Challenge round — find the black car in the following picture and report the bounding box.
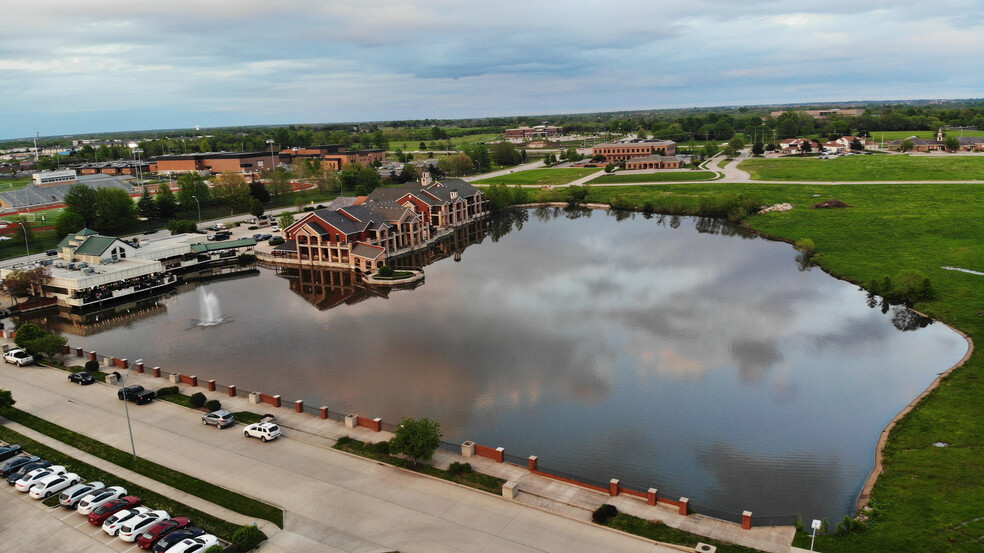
[69,371,96,385]
[0,455,38,477]
[118,385,155,404]
[46,249,58,256]
[152,526,206,552]
[5,459,50,485]
[0,443,22,462]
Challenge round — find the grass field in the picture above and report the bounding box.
[871,129,984,142]
[0,177,33,191]
[739,155,984,181]
[474,168,599,186]
[560,182,984,552]
[393,132,501,151]
[591,171,716,184]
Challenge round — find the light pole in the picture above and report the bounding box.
[19,220,29,255]
[192,195,201,222]
[266,139,276,172]
[119,364,138,461]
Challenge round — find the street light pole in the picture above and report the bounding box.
[19,220,29,255]
[192,195,201,222]
[266,139,276,172]
[120,365,138,461]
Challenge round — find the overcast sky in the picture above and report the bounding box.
[2,0,982,139]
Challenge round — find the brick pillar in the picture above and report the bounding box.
[371,417,382,432]
[121,359,129,369]
[62,345,70,355]
[609,479,620,497]
[89,351,97,362]
[228,384,237,397]
[190,375,198,387]
[152,367,161,378]
[647,488,658,506]
[207,380,216,391]
[135,362,144,374]
[295,400,304,413]
[495,446,505,463]
[75,347,83,357]
[678,497,689,516]
[742,511,753,530]
[319,406,329,420]
[528,455,538,471]
[272,394,281,408]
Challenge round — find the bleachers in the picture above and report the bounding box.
[0,174,136,211]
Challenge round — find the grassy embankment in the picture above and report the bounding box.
[563,182,982,552]
[591,171,716,184]
[0,407,284,530]
[740,156,984,181]
[474,168,600,187]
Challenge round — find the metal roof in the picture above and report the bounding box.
[189,238,256,253]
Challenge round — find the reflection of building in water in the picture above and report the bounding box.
[15,294,171,337]
[273,217,490,311]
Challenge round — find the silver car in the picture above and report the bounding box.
[201,410,235,428]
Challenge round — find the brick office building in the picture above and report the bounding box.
[593,140,676,162]
[286,145,386,170]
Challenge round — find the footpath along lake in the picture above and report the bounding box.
[76,208,968,522]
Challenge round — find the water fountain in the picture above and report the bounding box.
[196,287,226,326]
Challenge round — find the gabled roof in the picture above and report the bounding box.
[74,235,123,256]
[429,178,482,198]
[351,242,386,260]
[190,238,256,253]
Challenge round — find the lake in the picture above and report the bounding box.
[71,208,968,522]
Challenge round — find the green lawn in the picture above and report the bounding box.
[562,182,984,552]
[0,177,33,191]
[474,168,600,186]
[739,155,984,181]
[394,133,501,151]
[591,171,716,184]
[871,130,984,142]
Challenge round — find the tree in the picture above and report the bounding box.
[177,172,211,215]
[701,141,720,158]
[278,213,295,229]
[166,220,198,234]
[485,183,513,212]
[137,187,157,219]
[63,184,98,227]
[250,199,264,219]
[249,180,270,204]
[267,167,293,198]
[25,266,51,297]
[1,270,31,305]
[604,163,615,173]
[54,210,86,238]
[155,183,178,219]
[751,142,765,156]
[850,138,864,152]
[398,164,419,183]
[944,137,959,152]
[389,417,442,467]
[0,389,13,409]
[729,135,745,151]
[14,323,46,349]
[800,141,813,154]
[355,165,381,193]
[213,172,252,213]
[437,153,474,177]
[899,139,915,152]
[490,142,521,166]
[722,144,738,158]
[94,187,139,234]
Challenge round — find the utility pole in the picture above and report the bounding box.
[33,132,39,161]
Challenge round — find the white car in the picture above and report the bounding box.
[77,486,127,515]
[3,349,33,366]
[29,471,80,499]
[15,465,66,492]
[102,506,150,536]
[118,509,168,542]
[167,534,219,553]
[243,421,281,442]
[59,481,105,509]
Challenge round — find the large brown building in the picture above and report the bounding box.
[286,145,386,170]
[625,154,683,170]
[150,151,287,175]
[769,109,865,120]
[593,140,676,162]
[504,125,564,139]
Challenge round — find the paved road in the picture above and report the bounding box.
[0,362,676,553]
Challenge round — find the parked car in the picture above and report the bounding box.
[15,465,66,492]
[3,349,33,366]
[119,510,169,542]
[102,506,150,535]
[88,495,142,525]
[151,526,205,552]
[243,421,281,442]
[29,471,81,499]
[5,459,50,484]
[46,249,59,256]
[69,371,96,385]
[259,233,273,241]
[201,410,235,428]
[270,225,280,232]
[137,516,191,550]
[59,481,105,509]
[0,455,39,477]
[77,486,127,515]
[118,385,155,404]
[251,233,263,240]
[166,534,219,553]
[0,443,22,462]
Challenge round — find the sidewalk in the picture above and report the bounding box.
[85,352,796,553]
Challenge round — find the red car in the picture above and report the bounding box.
[137,517,191,549]
[88,495,142,526]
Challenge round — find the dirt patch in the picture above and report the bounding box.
[811,199,853,209]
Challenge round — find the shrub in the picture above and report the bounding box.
[449,462,473,475]
[205,399,221,412]
[592,503,618,523]
[156,386,179,397]
[237,253,257,266]
[794,238,816,256]
[835,515,867,536]
[231,524,267,551]
[389,417,442,467]
[204,546,224,553]
[336,436,355,447]
[641,201,655,214]
[84,360,100,372]
[377,266,395,278]
[368,440,390,455]
[268,237,285,246]
[189,392,207,408]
